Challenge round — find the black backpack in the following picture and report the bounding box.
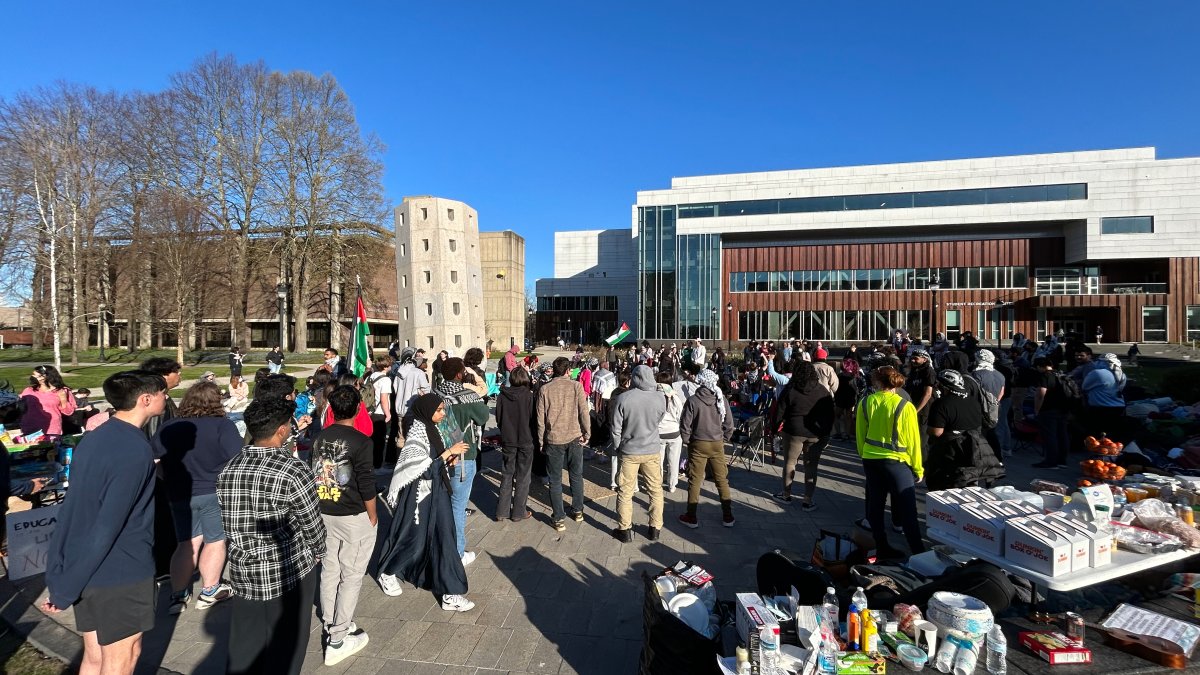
[1054,371,1085,407]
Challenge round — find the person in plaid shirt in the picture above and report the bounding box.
[217,397,327,675]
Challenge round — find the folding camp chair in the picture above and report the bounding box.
[729,415,768,470]
[1012,419,1040,455]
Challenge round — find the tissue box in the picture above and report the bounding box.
[735,593,779,645]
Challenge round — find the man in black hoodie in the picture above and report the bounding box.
[678,369,735,529]
[495,367,535,521]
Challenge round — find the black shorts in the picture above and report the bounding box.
[75,578,156,645]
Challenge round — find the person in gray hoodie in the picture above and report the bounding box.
[609,365,667,542]
[678,369,736,529]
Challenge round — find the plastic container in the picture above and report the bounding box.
[896,642,929,672]
[951,639,978,675]
[934,637,957,672]
[1125,487,1149,503]
[760,626,781,675]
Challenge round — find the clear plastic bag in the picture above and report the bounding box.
[1111,521,1183,554]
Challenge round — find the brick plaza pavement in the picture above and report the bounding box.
[11,429,1044,674]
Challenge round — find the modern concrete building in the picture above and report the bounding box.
[480,230,527,349]
[394,196,485,351]
[629,147,1200,344]
[535,229,638,345]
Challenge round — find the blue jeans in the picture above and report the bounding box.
[448,458,476,557]
[994,397,1013,452]
[1037,410,1070,465]
[268,362,282,374]
[546,442,585,521]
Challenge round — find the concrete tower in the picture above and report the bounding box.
[394,197,485,352]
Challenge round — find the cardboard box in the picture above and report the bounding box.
[1046,513,1113,567]
[958,502,1009,555]
[1033,514,1091,573]
[926,491,967,537]
[834,651,887,674]
[1019,631,1092,665]
[1005,517,1073,577]
[735,593,779,645]
[990,500,1041,519]
[960,486,999,503]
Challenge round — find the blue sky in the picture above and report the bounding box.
[3,2,1199,285]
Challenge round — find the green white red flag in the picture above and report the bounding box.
[348,293,372,377]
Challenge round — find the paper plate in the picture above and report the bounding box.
[668,592,709,633]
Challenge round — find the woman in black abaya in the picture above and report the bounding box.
[377,393,475,612]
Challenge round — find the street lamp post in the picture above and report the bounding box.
[710,306,717,345]
[98,303,107,362]
[566,316,572,349]
[726,302,734,354]
[993,300,1005,347]
[527,308,535,346]
[275,283,288,351]
[929,277,941,341]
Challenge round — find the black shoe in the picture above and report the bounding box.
[647,526,660,541]
[612,528,632,543]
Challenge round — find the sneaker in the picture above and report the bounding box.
[801,502,819,512]
[612,528,632,543]
[892,524,905,534]
[324,632,369,666]
[610,483,618,491]
[378,573,404,597]
[678,513,699,529]
[855,518,873,531]
[553,519,567,532]
[194,583,232,610]
[461,551,476,567]
[570,510,584,523]
[773,492,793,503]
[722,513,736,528]
[168,591,190,615]
[647,526,661,541]
[441,594,476,612]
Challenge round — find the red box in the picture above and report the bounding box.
[1019,631,1093,665]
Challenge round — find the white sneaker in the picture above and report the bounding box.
[324,632,369,666]
[378,573,404,597]
[441,594,476,612]
[461,551,476,567]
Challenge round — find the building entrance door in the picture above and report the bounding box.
[1056,319,1086,339]
[945,310,961,342]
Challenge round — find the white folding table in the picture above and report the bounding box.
[928,529,1197,592]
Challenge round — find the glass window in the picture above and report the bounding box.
[754,272,768,292]
[1143,305,1167,342]
[955,268,970,289]
[780,196,844,213]
[401,274,407,288]
[452,302,460,315]
[449,238,457,251]
[454,335,462,348]
[869,269,886,290]
[819,271,832,291]
[425,303,433,316]
[1012,267,1028,288]
[768,273,779,292]
[1101,216,1153,234]
[968,267,981,289]
[945,189,986,206]
[422,239,429,251]
[719,200,777,217]
[831,270,850,291]
[1188,306,1200,341]
[424,271,431,283]
[982,267,996,289]
[855,270,870,291]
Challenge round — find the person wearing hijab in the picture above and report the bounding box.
[678,369,735,528]
[376,394,474,612]
[1082,353,1128,442]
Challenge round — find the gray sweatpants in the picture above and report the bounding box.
[319,511,377,643]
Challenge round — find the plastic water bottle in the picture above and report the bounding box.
[848,587,868,647]
[821,586,839,633]
[760,626,781,675]
[986,625,1007,675]
[818,626,838,674]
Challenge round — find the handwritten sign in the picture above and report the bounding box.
[6,505,60,581]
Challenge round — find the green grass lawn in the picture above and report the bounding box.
[0,629,66,675]
[0,347,332,366]
[0,364,308,394]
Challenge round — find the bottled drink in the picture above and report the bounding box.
[847,587,868,649]
[863,609,879,653]
[760,626,781,675]
[821,587,840,634]
[986,625,1007,675]
[818,626,839,674]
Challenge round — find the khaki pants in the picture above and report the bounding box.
[318,512,377,644]
[617,453,663,530]
[685,439,732,516]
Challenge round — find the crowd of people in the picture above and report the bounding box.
[4,326,1132,674]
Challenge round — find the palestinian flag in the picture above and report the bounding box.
[348,294,372,377]
[605,322,631,346]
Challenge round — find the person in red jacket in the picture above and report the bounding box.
[322,374,372,437]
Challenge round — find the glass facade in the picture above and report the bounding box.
[537,296,619,311]
[730,266,1028,293]
[738,309,928,342]
[639,206,721,339]
[1101,216,1154,234]
[677,183,1086,220]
